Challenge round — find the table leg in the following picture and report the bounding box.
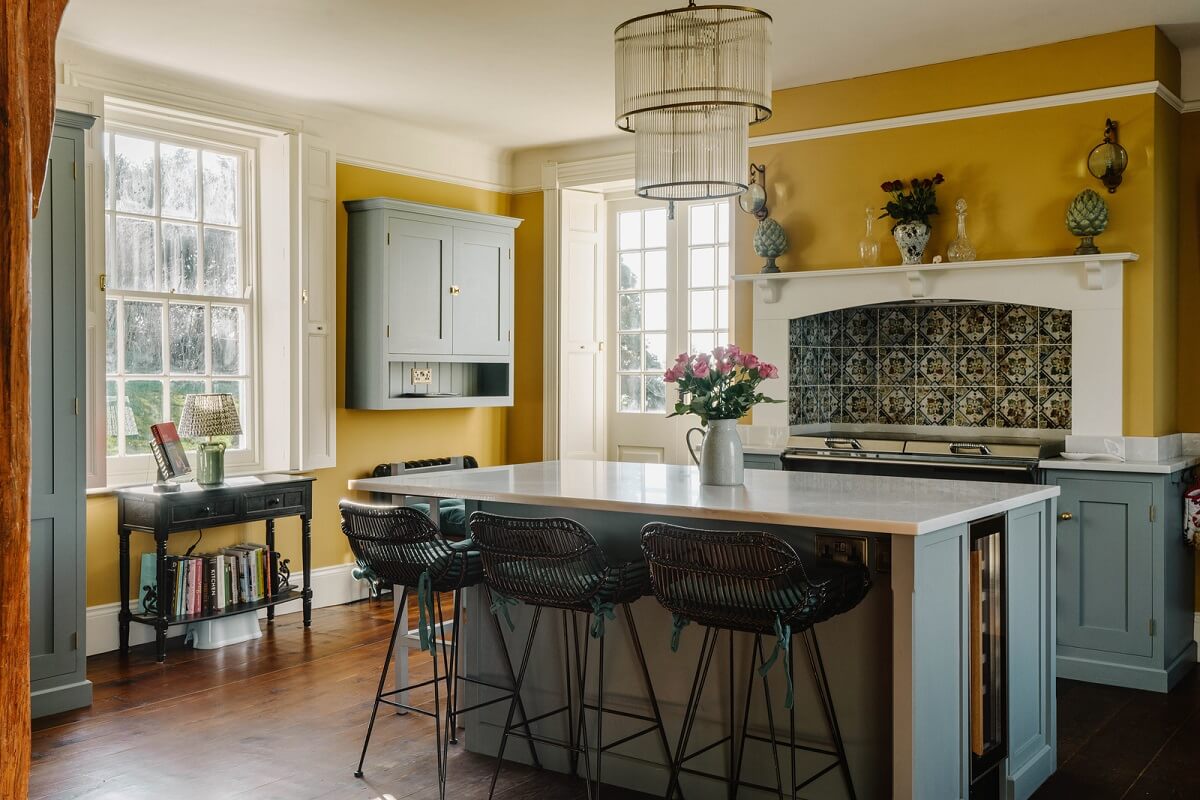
[301,513,313,627]
[265,518,276,622]
[118,527,131,655]
[155,533,168,663]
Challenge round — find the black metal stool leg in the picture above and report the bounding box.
[572,611,595,796]
[666,627,718,799]
[482,585,542,768]
[789,635,797,800]
[755,635,785,799]
[727,631,736,800]
[562,610,578,777]
[355,587,408,778]
[488,605,543,799]
[431,593,446,800]
[804,628,857,800]
[447,590,462,745]
[622,604,676,795]
[596,625,605,800]
[733,634,758,793]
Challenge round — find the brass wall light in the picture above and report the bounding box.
[1087,118,1128,193]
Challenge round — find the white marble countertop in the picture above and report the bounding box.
[348,460,1058,536]
[1040,454,1200,474]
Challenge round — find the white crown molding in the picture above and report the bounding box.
[335,154,513,194]
[1183,99,1200,114]
[749,81,1181,149]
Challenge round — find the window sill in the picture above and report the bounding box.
[86,465,301,498]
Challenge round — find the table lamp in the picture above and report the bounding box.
[178,393,242,486]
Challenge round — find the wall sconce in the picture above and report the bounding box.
[1087,119,1128,193]
[738,163,768,220]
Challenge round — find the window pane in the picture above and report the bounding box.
[161,222,198,294]
[159,144,198,220]
[644,332,667,371]
[717,288,729,330]
[124,380,163,454]
[103,132,112,211]
[644,291,667,331]
[618,211,641,251]
[690,331,715,353]
[619,375,642,413]
[717,246,730,285]
[618,293,641,331]
[113,134,155,214]
[105,380,118,456]
[202,151,239,225]
[124,300,163,374]
[644,208,667,248]
[643,250,667,289]
[211,305,244,375]
[716,330,729,347]
[169,379,205,451]
[689,203,715,245]
[645,376,666,413]
[212,379,245,449]
[690,289,715,329]
[618,252,641,290]
[112,217,156,291]
[168,303,205,374]
[619,334,642,371]
[717,201,730,243]
[105,299,118,373]
[689,248,715,287]
[203,228,240,297]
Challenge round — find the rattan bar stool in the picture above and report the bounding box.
[469,511,675,800]
[641,523,872,800]
[338,500,538,799]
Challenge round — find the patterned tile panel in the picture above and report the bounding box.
[787,302,1072,430]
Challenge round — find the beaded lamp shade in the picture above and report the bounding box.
[178,393,243,438]
[615,2,772,202]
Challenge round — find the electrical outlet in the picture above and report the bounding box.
[411,368,433,385]
[814,533,869,568]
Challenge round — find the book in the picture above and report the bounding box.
[149,421,190,478]
[164,557,178,619]
[138,553,157,614]
[214,555,225,611]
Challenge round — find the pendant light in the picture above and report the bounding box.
[615,1,773,216]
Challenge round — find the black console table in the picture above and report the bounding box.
[115,474,315,662]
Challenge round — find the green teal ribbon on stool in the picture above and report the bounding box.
[589,598,616,639]
[417,571,437,654]
[489,591,519,632]
[670,614,691,652]
[758,615,794,709]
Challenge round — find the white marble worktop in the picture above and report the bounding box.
[348,459,1058,536]
[1040,454,1200,474]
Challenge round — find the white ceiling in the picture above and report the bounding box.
[59,0,1200,151]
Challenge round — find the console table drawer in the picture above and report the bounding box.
[244,488,307,518]
[170,497,238,526]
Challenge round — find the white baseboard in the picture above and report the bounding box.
[85,562,370,656]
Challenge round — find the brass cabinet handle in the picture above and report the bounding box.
[449,285,461,296]
[1059,512,1073,521]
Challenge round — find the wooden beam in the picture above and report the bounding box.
[1,1,69,796]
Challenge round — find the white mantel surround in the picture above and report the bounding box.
[733,253,1138,436]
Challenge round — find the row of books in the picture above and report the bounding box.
[139,544,288,619]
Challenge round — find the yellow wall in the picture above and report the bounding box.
[735,27,1180,437]
[84,164,544,607]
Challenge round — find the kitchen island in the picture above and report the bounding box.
[349,460,1058,800]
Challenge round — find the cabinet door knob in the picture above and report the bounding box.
[267,497,281,507]
[201,505,213,516]
[449,285,461,296]
[1059,512,1073,521]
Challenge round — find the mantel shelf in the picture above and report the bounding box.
[733,252,1139,302]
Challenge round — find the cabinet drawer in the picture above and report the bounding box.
[244,488,307,518]
[170,497,238,527]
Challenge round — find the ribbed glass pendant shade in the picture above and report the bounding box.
[615,3,772,202]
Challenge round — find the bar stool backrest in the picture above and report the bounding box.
[641,523,813,634]
[469,512,609,608]
[339,500,455,588]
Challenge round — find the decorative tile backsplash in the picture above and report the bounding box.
[788,302,1072,430]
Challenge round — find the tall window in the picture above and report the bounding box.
[103,126,253,468]
[612,199,732,414]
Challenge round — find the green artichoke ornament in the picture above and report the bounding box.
[1066,188,1108,255]
[753,216,789,273]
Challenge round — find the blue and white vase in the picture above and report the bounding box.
[893,222,931,265]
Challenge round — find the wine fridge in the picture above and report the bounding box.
[969,514,1007,798]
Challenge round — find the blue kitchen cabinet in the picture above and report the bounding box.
[743,452,782,471]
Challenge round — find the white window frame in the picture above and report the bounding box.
[97,103,271,489]
[608,196,734,415]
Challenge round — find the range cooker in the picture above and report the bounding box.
[780,430,1063,483]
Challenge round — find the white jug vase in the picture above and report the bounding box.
[686,419,745,486]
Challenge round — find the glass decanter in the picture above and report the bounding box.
[946,198,977,262]
[858,206,880,266]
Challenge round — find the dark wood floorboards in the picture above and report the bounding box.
[30,598,1199,799]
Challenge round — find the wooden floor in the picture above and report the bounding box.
[30,599,1199,799]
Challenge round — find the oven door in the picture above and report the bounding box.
[781,453,1039,483]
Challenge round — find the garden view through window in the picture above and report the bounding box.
[103,127,252,465]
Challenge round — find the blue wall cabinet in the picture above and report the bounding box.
[30,111,94,717]
[1047,468,1196,692]
[743,452,782,471]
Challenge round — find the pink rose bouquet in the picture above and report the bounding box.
[663,345,781,423]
